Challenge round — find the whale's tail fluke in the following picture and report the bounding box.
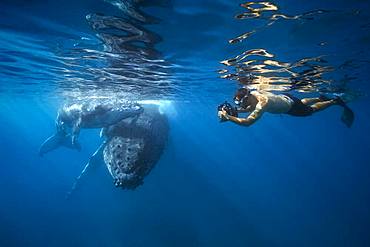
[39,131,81,156]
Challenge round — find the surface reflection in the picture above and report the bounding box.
[58,0,173,100]
[219,1,359,98]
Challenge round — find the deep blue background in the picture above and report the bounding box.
[1,0,370,246]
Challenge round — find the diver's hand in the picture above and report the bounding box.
[218,109,229,121]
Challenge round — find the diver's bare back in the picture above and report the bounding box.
[252,91,293,114]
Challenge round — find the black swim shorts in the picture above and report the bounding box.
[284,94,314,116]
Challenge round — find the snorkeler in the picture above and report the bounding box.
[218,88,354,127]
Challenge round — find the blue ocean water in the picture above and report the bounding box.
[1,0,370,246]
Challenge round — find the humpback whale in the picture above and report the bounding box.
[39,102,169,197]
[40,100,143,156]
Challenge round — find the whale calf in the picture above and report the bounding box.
[40,100,143,156]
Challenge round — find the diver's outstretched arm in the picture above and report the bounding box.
[221,102,265,126]
[227,108,264,126]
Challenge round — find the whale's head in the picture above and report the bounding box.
[56,104,82,128]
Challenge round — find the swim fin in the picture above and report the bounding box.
[341,106,354,128]
[334,96,354,128]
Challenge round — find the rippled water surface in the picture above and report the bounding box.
[1,0,370,247]
[1,0,369,101]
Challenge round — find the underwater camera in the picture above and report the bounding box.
[217,101,238,122]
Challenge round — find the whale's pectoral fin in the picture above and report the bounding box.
[100,128,106,138]
[39,131,70,156]
[39,133,61,156]
[39,131,81,156]
[65,141,106,199]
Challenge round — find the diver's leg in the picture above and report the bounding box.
[309,97,354,127]
[310,100,336,113]
[301,97,321,105]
